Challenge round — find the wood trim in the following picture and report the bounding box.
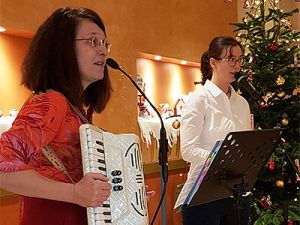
[144,159,189,175]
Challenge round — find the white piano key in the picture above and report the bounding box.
[95,221,111,225]
[94,213,111,221]
[88,141,104,150]
[88,146,105,156]
[90,160,106,169]
[94,207,110,214]
[88,152,105,161]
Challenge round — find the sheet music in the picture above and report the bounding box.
[174,163,203,209]
[184,140,223,205]
[174,140,223,209]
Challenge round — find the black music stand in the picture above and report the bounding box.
[183,129,283,225]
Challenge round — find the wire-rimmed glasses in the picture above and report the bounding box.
[76,37,112,52]
[215,57,245,67]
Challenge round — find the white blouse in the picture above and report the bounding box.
[175,80,251,208]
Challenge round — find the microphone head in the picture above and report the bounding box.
[234,72,243,81]
[236,74,261,98]
[106,58,120,70]
[237,75,246,84]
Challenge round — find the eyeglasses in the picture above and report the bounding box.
[76,37,112,52]
[215,57,245,67]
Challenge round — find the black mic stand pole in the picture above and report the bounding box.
[106,59,168,225]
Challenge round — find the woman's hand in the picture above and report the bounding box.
[145,185,155,201]
[73,173,111,207]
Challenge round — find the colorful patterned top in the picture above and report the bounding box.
[0,90,84,183]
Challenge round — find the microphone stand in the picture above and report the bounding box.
[106,59,168,225]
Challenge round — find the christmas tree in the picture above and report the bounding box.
[233,0,300,224]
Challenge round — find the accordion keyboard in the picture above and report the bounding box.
[80,124,149,225]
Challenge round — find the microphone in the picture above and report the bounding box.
[106,58,120,70]
[236,74,261,99]
[235,73,273,129]
[106,58,169,183]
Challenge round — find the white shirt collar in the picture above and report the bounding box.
[204,80,237,99]
[204,80,223,97]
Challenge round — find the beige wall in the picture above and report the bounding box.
[280,1,300,31]
[0,34,31,113]
[237,0,300,31]
[0,0,237,134]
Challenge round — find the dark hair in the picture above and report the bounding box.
[22,7,112,117]
[200,36,242,84]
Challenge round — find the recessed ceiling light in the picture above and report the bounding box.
[180,60,187,65]
[154,55,162,60]
[0,26,6,32]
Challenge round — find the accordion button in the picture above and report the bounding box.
[111,170,122,176]
[113,185,123,191]
[112,178,122,183]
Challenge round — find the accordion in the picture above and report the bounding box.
[79,124,149,225]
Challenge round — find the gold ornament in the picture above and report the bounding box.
[263,92,274,102]
[275,179,284,188]
[172,119,180,129]
[281,118,289,126]
[292,87,300,96]
[277,91,286,99]
[276,75,285,86]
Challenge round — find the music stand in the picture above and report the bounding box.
[184,129,283,224]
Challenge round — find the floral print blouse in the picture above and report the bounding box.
[0,91,84,183]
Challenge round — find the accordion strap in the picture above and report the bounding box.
[67,100,90,124]
[42,96,89,183]
[43,145,75,184]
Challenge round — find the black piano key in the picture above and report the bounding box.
[103,212,111,215]
[104,220,111,223]
[96,140,104,146]
[89,160,106,169]
[98,159,105,164]
[102,204,110,208]
[98,167,106,172]
[97,148,105,154]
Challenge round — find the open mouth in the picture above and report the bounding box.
[94,61,105,66]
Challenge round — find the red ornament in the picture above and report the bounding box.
[259,100,269,108]
[288,220,294,225]
[269,42,279,52]
[268,160,275,170]
[257,195,272,209]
